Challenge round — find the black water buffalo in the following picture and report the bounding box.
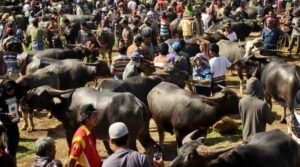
[17,47,89,75]
[205,21,260,41]
[253,56,300,123]
[97,71,189,106]
[17,59,111,131]
[20,86,159,155]
[147,82,239,148]
[169,129,300,167]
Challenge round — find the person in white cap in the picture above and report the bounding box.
[102,122,164,167]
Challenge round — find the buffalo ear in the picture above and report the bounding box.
[52,97,62,105]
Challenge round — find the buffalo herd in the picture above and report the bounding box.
[1,11,298,167]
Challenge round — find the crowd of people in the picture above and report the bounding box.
[0,0,299,166]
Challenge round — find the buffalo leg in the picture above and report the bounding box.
[27,112,34,132]
[280,106,287,124]
[157,125,165,150]
[103,140,113,155]
[20,109,28,131]
[237,66,244,93]
[138,126,161,157]
[175,131,184,149]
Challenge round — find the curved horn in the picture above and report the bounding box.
[197,145,233,158]
[46,87,74,96]
[203,92,225,101]
[217,84,225,89]
[182,130,202,145]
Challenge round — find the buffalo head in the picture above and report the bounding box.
[84,60,112,78]
[20,86,74,121]
[169,130,233,167]
[202,88,240,115]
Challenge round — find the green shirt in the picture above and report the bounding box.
[30,27,44,42]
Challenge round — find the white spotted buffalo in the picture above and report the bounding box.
[169,129,300,167]
[17,59,111,131]
[147,82,239,148]
[20,86,160,154]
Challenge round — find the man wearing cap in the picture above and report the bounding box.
[208,43,231,94]
[166,41,181,65]
[123,51,142,80]
[102,122,164,167]
[68,104,102,167]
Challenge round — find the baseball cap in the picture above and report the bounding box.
[171,41,182,51]
[79,104,97,122]
[131,51,143,60]
[109,122,129,139]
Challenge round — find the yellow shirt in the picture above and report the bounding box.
[179,19,193,37]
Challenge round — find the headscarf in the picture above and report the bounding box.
[194,53,210,69]
[246,77,264,100]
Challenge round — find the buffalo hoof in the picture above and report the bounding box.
[280,119,287,124]
[21,125,28,131]
[47,113,53,119]
[26,126,34,132]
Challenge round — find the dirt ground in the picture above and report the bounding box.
[16,48,297,167]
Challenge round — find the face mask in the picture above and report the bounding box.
[134,61,141,67]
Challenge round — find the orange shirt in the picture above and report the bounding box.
[69,125,102,167]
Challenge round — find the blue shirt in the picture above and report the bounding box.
[192,67,212,87]
[262,27,282,49]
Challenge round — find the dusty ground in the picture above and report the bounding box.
[16,46,298,167]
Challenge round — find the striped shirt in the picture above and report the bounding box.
[111,54,130,80]
[160,19,170,37]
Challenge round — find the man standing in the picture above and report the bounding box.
[178,14,193,40]
[127,34,143,59]
[68,104,102,167]
[239,75,275,142]
[120,19,133,48]
[208,43,231,94]
[30,18,45,51]
[1,28,22,80]
[261,18,283,50]
[111,46,131,80]
[0,80,27,166]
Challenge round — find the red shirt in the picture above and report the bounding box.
[69,125,102,167]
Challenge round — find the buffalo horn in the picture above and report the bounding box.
[46,88,74,96]
[217,84,225,89]
[197,145,233,158]
[182,130,204,145]
[203,92,225,101]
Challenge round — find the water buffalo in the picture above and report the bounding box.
[147,82,239,148]
[97,70,189,106]
[17,59,111,131]
[253,56,300,123]
[217,40,252,92]
[205,21,260,41]
[20,86,160,155]
[169,129,300,167]
[17,47,90,75]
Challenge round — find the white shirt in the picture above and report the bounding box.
[209,56,232,78]
[76,5,84,15]
[292,17,300,36]
[202,13,209,30]
[226,32,238,41]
